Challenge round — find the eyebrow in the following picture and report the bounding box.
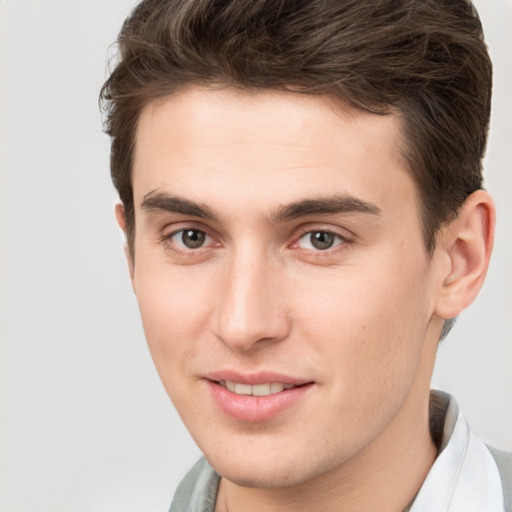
[141,191,220,221]
[140,190,381,224]
[271,195,381,223]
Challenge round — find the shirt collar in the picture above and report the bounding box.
[408,390,504,512]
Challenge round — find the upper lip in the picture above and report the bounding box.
[204,370,312,386]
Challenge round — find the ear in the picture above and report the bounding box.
[434,190,495,320]
[115,203,135,284]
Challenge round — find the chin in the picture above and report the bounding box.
[204,444,338,489]
[214,463,308,489]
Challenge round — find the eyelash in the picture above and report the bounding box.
[161,226,217,255]
[290,227,351,256]
[160,225,353,258]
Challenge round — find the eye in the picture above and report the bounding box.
[297,230,344,251]
[170,229,212,249]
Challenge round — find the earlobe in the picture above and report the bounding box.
[435,190,495,320]
[115,203,136,284]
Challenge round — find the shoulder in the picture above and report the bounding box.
[487,445,512,512]
[169,457,221,512]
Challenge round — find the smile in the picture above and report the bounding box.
[207,377,314,422]
[218,381,297,396]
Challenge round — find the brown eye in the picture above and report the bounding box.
[181,230,206,248]
[298,231,344,251]
[171,229,209,249]
[310,232,335,250]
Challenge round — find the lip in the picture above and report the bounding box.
[204,370,311,386]
[204,371,314,422]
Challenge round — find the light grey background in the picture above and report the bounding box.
[0,1,510,511]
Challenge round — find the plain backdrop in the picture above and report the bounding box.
[0,1,510,511]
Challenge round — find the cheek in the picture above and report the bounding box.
[280,262,432,460]
[290,255,431,395]
[133,263,214,374]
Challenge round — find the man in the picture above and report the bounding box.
[100,0,511,510]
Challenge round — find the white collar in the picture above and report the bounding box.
[409,390,504,512]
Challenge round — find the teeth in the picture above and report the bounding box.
[234,383,252,395]
[252,383,270,396]
[220,381,295,396]
[270,383,285,393]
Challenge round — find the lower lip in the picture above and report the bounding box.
[206,381,314,422]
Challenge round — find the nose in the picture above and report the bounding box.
[213,248,291,352]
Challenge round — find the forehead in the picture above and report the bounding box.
[132,87,416,220]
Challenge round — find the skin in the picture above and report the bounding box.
[116,87,494,512]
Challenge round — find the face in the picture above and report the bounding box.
[128,87,445,488]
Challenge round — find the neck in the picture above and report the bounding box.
[216,390,437,512]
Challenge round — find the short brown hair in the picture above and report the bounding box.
[100,0,492,256]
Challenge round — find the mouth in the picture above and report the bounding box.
[216,381,298,396]
[205,374,314,422]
